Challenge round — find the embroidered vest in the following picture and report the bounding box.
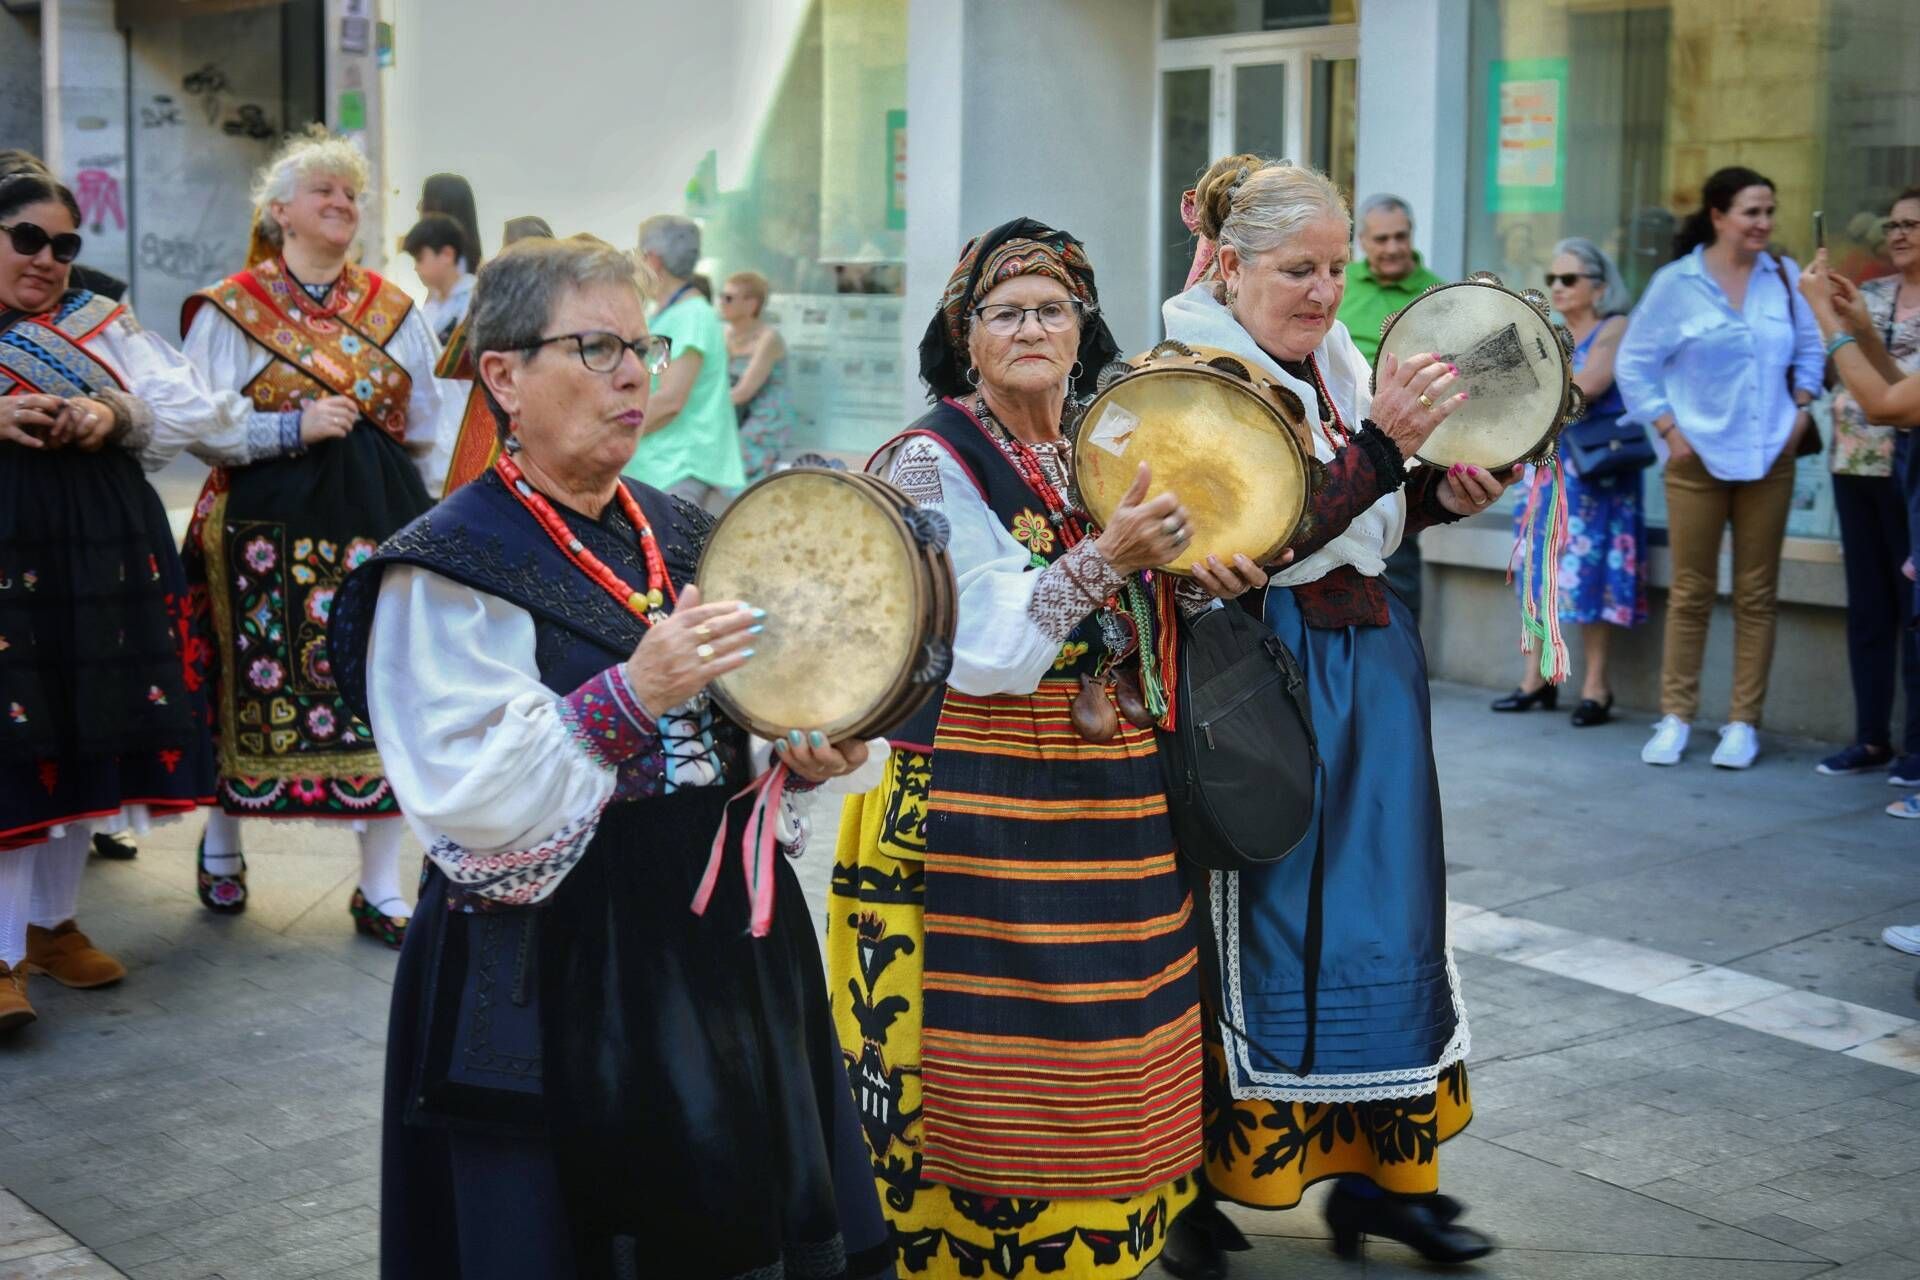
[0,290,125,397]
[183,259,415,441]
[877,399,1114,752]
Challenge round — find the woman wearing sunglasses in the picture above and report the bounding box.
[0,164,340,1032]
[179,129,455,947]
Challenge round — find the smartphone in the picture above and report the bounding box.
[1813,210,1826,252]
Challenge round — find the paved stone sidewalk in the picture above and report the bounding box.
[0,682,1915,1278]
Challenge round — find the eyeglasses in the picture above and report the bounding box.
[1884,219,1920,237]
[1544,273,1599,288]
[0,221,83,265]
[972,299,1090,337]
[509,330,672,374]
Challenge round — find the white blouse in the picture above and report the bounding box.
[870,431,1121,697]
[363,565,885,906]
[182,300,458,495]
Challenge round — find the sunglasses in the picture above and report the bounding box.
[0,221,84,265]
[1544,272,1598,288]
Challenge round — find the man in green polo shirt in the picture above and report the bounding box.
[1339,194,1445,617]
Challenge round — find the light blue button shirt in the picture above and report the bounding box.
[1614,247,1825,481]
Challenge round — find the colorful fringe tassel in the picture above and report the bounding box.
[1507,458,1571,684]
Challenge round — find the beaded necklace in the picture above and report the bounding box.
[494,452,675,622]
[1304,353,1353,448]
[965,395,1088,545]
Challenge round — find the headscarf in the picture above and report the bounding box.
[1180,186,1218,290]
[917,216,1119,402]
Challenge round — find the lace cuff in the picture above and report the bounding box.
[1027,538,1124,643]
[427,812,602,906]
[559,665,659,770]
[1354,422,1409,490]
[99,389,154,454]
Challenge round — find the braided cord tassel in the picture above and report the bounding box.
[1505,459,1571,684]
[1124,576,1170,722]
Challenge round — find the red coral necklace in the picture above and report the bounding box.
[494,451,676,623]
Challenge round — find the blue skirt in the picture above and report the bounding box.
[1208,586,1465,1103]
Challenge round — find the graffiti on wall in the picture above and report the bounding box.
[73,168,126,233]
[138,233,224,282]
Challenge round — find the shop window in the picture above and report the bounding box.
[1165,0,1359,39]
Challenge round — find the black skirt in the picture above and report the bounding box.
[381,789,896,1280]
[0,443,214,849]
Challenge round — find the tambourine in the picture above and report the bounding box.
[1374,272,1583,471]
[695,468,957,742]
[1070,341,1317,575]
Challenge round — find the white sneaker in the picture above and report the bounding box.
[1641,715,1690,766]
[1883,925,1920,956]
[1889,794,1920,821]
[1711,721,1760,770]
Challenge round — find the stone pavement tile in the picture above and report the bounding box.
[1527,937,1708,996]
[1850,1027,1920,1074]
[1794,1215,1920,1267]
[95,1230,182,1271]
[1578,1114,1772,1165]
[1733,911,1920,1016]
[314,1265,379,1280]
[1442,866,1567,910]
[156,1199,304,1254]
[1720,989,1915,1053]
[1360,1244,1832,1279]
[1672,1145,1839,1197]
[1764,1162,1898,1204]
[1810,1254,1920,1280]
[0,1190,81,1264]
[1449,910,1585,963]
[1640,965,1796,1016]
[0,1246,125,1279]
[277,1174,379,1222]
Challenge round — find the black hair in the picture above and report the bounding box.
[1673,166,1772,259]
[420,172,483,268]
[1894,187,1920,212]
[403,212,470,262]
[0,171,81,225]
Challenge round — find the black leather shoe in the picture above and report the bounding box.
[90,831,138,860]
[1161,1195,1252,1280]
[1570,695,1614,727]
[1324,1183,1495,1265]
[1490,684,1557,712]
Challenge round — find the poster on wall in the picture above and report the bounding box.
[1488,58,1566,213]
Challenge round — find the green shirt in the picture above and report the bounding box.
[1337,252,1446,367]
[624,292,747,490]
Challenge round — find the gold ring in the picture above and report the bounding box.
[1417,393,1435,410]
[695,624,713,641]
[695,643,716,662]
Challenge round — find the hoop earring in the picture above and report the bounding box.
[1068,361,1084,382]
[965,367,981,388]
[1224,286,1239,307]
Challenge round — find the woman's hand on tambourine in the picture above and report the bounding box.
[773,732,871,784]
[48,396,116,451]
[1191,551,1283,599]
[1372,352,1468,459]
[0,394,64,448]
[1436,463,1521,517]
[623,585,761,715]
[299,395,358,446]
[1095,463,1192,574]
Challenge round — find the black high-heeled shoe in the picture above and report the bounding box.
[1490,684,1557,712]
[1161,1194,1252,1280]
[1571,694,1614,727]
[1324,1183,1494,1265]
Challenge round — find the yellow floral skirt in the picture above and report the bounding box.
[827,752,1195,1280]
[1201,1028,1473,1208]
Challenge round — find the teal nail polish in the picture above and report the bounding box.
[745,606,766,619]
[789,730,804,747]
[748,624,764,635]
[810,731,826,748]
[740,647,756,660]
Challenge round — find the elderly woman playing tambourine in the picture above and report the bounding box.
[328,236,894,1280]
[826,218,1271,1280]
[1157,156,1518,1276]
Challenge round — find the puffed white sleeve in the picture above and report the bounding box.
[84,314,281,471]
[179,305,307,466]
[364,564,668,905]
[879,435,1122,697]
[387,307,456,493]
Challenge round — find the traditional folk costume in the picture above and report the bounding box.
[1,288,287,1014]
[432,317,500,497]
[1162,283,1474,1211]
[180,255,449,935]
[829,222,1201,1279]
[329,458,894,1280]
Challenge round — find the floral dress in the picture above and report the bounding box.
[729,348,799,484]
[1515,322,1647,627]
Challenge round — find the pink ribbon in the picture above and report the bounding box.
[1180,187,1218,290]
[691,761,789,937]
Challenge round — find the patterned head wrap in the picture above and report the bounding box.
[918,217,1120,402]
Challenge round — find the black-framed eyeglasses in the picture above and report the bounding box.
[0,221,83,265]
[508,330,671,374]
[1884,219,1920,237]
[971,299,1091,337]
[1543,273,1599,288]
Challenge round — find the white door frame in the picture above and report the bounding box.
[1148,14,1359,328]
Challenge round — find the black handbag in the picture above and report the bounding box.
[1563,410,1655,481]
[1160,596,1328,1077]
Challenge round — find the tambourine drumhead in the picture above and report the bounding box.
[696,469,950,741]
[1377,280,1571,472]
[1074,367,1309,575]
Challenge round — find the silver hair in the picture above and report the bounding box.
[1356,193,1413,230]
[250,129,370,251]
[637,214,701,280]
[469,236,645,357]
[1210,164,1350,278]
[1549,236,1630,318]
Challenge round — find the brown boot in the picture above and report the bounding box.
[0,961,34,1032]
[25,921,127,989]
